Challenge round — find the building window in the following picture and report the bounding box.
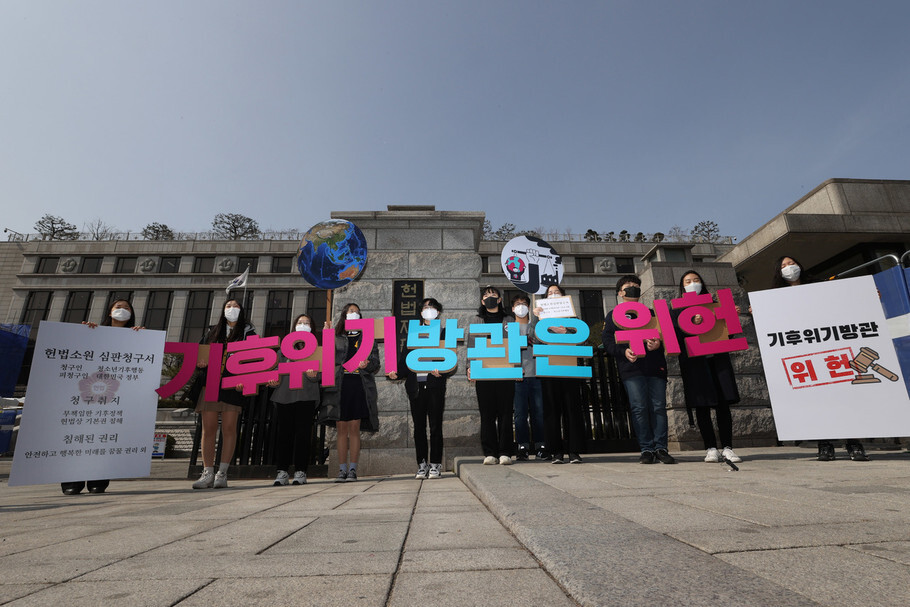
[35,257,59,274]
[664,248,687,262]
[62,291,93,324]
[238,256,259,273]
[576,257,594,273]
[80,257,103,273]
[504,289,524,310]
[580,290,604,326]
[159,256,180,273]
[144,291,172,331]
[20,291,53,336]
[114,257,137,273]
[271,256,292,273]
[264,290,292,337]
[481,257,489,273]
[181,290,214,343]
[307,290,328,331]
[615,257,635,274]
[193,257,215,273]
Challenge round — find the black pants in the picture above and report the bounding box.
[475,380,515,457]
[273,401,317,472]
[695,405,733,450]
[542,378,585,455]
[409,382,445,464]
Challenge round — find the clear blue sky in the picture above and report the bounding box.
[2,1,908,240]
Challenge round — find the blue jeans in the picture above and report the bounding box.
[622,376,668,452]
[513,377,545,449]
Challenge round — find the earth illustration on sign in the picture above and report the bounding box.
[297,220,368,289]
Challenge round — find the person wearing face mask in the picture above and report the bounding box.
[267,314,320,486]
[191,299,257,490]
[769,256,868,462]
[511,294,546,460]
[469,286,515,465]
[674,271,742,463]
[318,303,381,482]
[602,275,676,465]
[533,285,585,464]
[388,298,451,479]
[61,299,144,495]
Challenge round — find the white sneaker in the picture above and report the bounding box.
[415,461,428,480]
[213,471,228,488]
[704,448,720,463]
[499,455,513,466]
[292,471,307,485]
[429,463,441,479]
[483,456,497,465]
[192,470,214,489]
[273,470,289,486]
[722,447,742,463]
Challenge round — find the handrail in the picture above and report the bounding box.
[831,254,900,279]
[900,250,910,267]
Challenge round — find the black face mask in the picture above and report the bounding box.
[623,286,641,298]
[483,296,499,309]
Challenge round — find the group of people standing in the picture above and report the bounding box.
[60,253,868,495]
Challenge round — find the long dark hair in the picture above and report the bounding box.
[292,313,313,332]
[677,269,711,297]
[546,284,566,297]
[335,302,361,336]
[206,298,248,343]
[101,299,136,328]
[771,255,813,289]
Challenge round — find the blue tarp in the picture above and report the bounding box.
[0,324,29,397]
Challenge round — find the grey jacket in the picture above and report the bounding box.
[317,332,381,433]
[270,352,321,405]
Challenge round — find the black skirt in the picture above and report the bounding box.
[339,374,370,422]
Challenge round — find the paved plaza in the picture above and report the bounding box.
[1,446,909,606]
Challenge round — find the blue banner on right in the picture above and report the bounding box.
[875,266,910,396]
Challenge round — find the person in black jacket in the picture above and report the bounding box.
[674,270,742,463]
[388,298,451,479]
[601,275,675,465]
[191,299,257,489]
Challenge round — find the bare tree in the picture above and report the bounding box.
[85,218,116,241]
[652,232,665,243]
[212,213,261,240]
[584,229,602,242]
[691,220,720,243]
[34,214,78,240]
[666,225,690,242]
[141,222,176,241]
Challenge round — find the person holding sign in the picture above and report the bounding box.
[602,276,676,465]
[511,293,546,461]
[388,298,450,479]
[191,299,257,489]
[769,255,868,462]
[61,298,143,495]
[320,303,381,482]
[673,271,742,463]
[267,314,320,486]
[469,286,515,465]
[534,285,585,464]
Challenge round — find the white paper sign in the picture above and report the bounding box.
[750,276,910,440]
[9,322,166,486]
[535,296,577,319]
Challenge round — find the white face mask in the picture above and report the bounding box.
[111,308,132,322]
[295,323,311,332]
[781,264,801,282]
[346,312,361,321]
[421,308,439,321]
[224,308,241,323]
[683,281,703,294]
[513,304,529,318]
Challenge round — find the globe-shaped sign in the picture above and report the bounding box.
[297,220,368,289]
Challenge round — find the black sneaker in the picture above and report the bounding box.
[516,446,530,461]
[335,470,348,482]
[817,442,835,461]
[848,443,869,461]
[569,453,583,464]
[551,454,565,464]
[655,449,676,465]
[536,450,551,461]
[639,451,655,464]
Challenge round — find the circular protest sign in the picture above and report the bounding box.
[297,220,368,289]
[500,235,563,295]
